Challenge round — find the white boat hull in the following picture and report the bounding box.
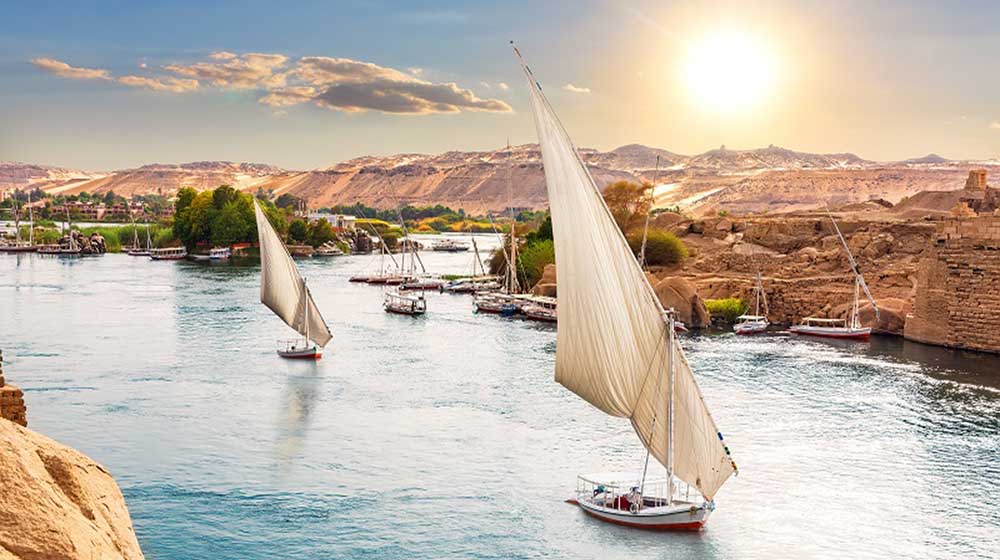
[734,321,768,335]
[571,498,712,531]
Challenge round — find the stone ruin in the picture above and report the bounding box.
[0,349,28,427]
[954,169,1000,216]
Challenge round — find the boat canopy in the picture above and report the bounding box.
[801,317,848,324]
[253,200,332,347]
[578,472,669,488]
[736,315,767,321]
[519,49,735,500]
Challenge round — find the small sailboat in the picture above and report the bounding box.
[734,271,769,335]
[38,205,82,256]
[790,210,878,340]
[383,205,428,315]
[516,43,736,530]
[1,194,37,252]
[474,143,523,316]
[253,199,332,359]
[127,213,153,256]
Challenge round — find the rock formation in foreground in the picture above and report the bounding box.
[0,420,144,560]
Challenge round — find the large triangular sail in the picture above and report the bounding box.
[517,47,735,499]
[253,199,332,347]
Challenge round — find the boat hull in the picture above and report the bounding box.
[570,499,710,531]
[789,325,871,340]
[277,347,322,359]
[734,322,768,335]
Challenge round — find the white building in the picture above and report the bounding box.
[307,212,357,231]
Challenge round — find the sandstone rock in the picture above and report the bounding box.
[652,276,710,328]
[715,218,733,232]
[831,297,911,335]
[531,264,557,297]
[0,420,144,560]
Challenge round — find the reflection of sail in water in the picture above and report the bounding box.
[274,370,322,477]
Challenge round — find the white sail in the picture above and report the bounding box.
[518,51,735,499]
[253,199,332,347]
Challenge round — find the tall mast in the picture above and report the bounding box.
[825,207,879,322]
[506,140,519,294]
[27,191,33,246]
[666,311,675,506]
[12,195,20,243]
[638,156,661,269]
[303,278,310,345]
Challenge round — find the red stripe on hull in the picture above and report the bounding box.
[575,505,706,531]
[279,353,322,360]
[567,500,707,532]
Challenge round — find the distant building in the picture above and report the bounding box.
[306,212,356,231]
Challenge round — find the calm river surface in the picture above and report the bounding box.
[2,237,999,559]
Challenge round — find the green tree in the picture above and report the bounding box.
[288,219,309,244]
[603,180,652,234]
[517,239,555,287]
[308,218,336,247]
[275,193,302,210]
[212,200,253,246]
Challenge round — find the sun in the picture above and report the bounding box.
[682,30,778,112]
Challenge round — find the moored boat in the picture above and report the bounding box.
[209,246,231,260]
[314,241,343,257]
[734,271,770,335]
[150,247,188,260]
[791,209,878,340]
[515,42,736,530]
[384,290,426,316]
[430,238,469,252]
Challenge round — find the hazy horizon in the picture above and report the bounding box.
[3,0,1000,170]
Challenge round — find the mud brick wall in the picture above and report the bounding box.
[0,350,28,427]
[904,217,1000,353]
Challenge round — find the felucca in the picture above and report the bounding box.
[474,142,522,316]
[734,271,769,335]
[253,199,332,359]
[789,210,878,340]
[515,44,737,530]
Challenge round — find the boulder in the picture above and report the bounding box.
[0,420,144,559]
[531,264,557,297]
[652,276,710,328]
[831,297,911,335]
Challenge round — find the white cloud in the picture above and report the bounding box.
[30,51,511,115]
[497,82,510,91]
[563,83,591,94]
[117,75,199,93]
[480,81,492,89]
[30,57,110,80]
[164,52,289,89]
[407,67,424,76]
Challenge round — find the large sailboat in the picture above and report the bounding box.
[515,44,736,530]
[474,143,522,316]
[253,199,332,359]
[789,210,878,340]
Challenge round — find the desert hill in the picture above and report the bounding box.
[3,145,997,214]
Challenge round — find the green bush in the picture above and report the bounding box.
[627,230,688,266]
[517,239,555,287]
[705,298,748,323]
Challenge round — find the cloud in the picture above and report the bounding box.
[991,121,1000,130]
[30,51,510,115]
[407,67,424,76]
[480,81,492,89]
[164,52,289,89]
[497,82,510,91]
[117,75,199,93]
[30,57,110,80]
[563,83,591,94]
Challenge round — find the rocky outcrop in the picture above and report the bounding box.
[652,277,710,328]
[531,264,557,298]
[0,420,144,560]
[0,351,27,427]
[832,298,911,335]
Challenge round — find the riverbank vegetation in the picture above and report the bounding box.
[705,298,748,323]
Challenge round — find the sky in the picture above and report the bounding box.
[2,0,1000,170]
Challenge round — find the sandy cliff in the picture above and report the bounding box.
[0,420,144,560]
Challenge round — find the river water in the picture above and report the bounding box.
[2,237,998,559]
